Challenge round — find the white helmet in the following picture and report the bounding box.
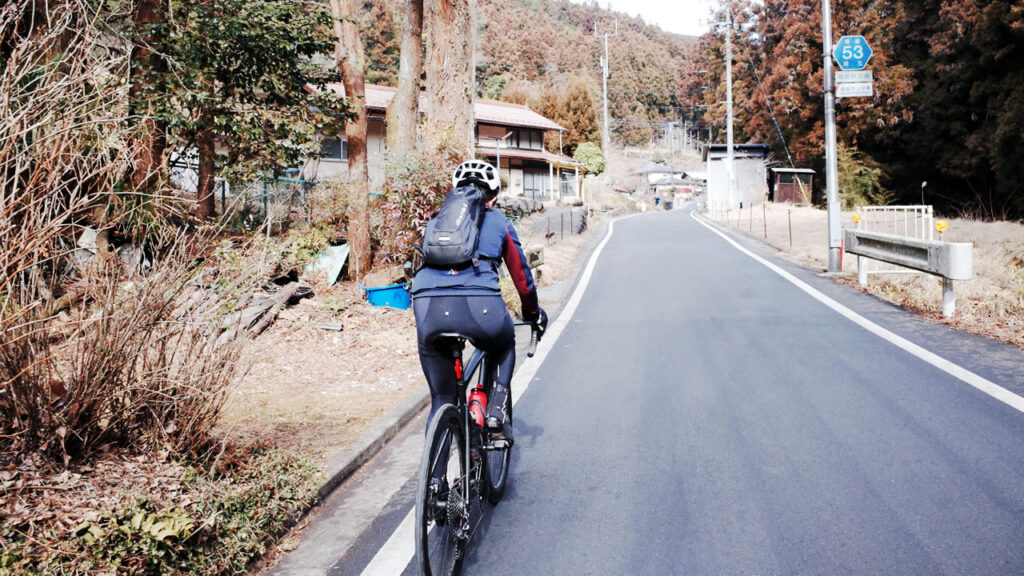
[452,160,500,199]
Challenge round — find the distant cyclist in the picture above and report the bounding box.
[411,160,547,445]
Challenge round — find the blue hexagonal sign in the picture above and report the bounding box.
[835,35,873,71]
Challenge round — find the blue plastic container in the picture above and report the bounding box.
[363,282,411,309]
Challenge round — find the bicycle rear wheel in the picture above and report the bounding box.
[415,404,467,576]
[484,391,512,504]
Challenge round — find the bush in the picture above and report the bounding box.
[1,447,321,575]
[372,139,464,264]
[0,0,258,463]
[0,234,255,463]
[838,142,892,208]
[574,142,606,175]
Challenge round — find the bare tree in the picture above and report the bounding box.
[330,0,371,279]
[128,0,167,193]
[193,0,217,221]
[385,0,423,156]
[424,0,475,159]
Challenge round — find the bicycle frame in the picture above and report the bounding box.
[454,344,487,533]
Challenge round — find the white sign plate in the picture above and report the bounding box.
[836,70,873,84]
[836,82,873,98]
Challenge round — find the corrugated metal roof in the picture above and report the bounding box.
[325,84,565,132]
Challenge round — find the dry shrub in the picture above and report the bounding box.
[1,234,255,463]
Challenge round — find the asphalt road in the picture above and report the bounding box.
[275,207,1024,576]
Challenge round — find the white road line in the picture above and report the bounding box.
[361,511,416,576]
[360,216,626,576]
[690,210,1024,414]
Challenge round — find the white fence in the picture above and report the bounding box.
[855,205,933,277]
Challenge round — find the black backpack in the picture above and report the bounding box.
[422,186,488,268]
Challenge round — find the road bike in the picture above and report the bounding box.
[414,322,540,576]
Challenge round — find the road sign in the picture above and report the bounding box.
[835,70,873,83]
[836,82,873,98]
[835,35,873,70]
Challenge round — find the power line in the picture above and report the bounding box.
[734,19,795,167]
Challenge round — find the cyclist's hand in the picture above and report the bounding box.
[532,307,548,340]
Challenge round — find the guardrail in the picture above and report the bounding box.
[855,205,933,278]
[844,229,973,317]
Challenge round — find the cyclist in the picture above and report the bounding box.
[411,160,547,446]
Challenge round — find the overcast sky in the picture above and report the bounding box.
[569,0,720,37]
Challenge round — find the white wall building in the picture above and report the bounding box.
[703,143,770,211]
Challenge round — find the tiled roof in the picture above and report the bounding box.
[477,147,580,167]
[326,83,565,132]
[474,100,564,131]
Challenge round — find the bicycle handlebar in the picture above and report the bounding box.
[527,326,539,358]
[514,321,542,358]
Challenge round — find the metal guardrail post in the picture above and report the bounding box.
[845,228,972,318]
[942,278,956,317]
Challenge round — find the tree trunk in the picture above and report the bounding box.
[385,0,423,157]
[331,0,371,280]
[195,127,217,220]
[128,0,167,191]
[424,0,475,159]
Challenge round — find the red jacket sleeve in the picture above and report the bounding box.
[501,224,539,320]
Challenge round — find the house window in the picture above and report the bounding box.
[321,137,348,161]
[516,129,543,151]
[523,171,547,200]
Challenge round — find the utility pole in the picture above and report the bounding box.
[822,0,841,272]
[668,122,674,170]
[726,7,736,209]
[597,20,617,158]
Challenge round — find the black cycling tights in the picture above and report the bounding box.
[414,294,515,428]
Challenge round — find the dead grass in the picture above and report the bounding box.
[710,203,1024,348]
[216,281,421,468]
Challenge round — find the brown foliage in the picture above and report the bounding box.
[372,136,465,264]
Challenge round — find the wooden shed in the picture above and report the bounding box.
[771,168,815,204]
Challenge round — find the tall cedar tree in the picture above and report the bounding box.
[331,0,372,278]
[424,0,476,158]
[558,77,601,156]
[385,0,423,157]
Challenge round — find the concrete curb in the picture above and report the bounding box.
[316,388,430,501]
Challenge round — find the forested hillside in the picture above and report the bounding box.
[687,0,1024,219]
[361,0,697,152]
[363,0,1024,219]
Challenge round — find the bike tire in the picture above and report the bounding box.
[484,393,512,504]
[415,404,467,576]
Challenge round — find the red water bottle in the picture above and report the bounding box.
[467,387,487,428]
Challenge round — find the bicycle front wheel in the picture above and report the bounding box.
[415,404,467,576]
